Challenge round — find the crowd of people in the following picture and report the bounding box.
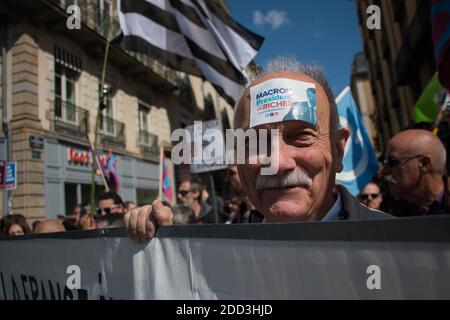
[0,57,449,239]
[0,165,262,237]
[123,57,450,243]
[0,191,130,237]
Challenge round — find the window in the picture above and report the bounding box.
[97,0,112,36]
[136,188,158,207]
[138,103,158,151]
[204,94,215,120]
[139,103,150,133]
[176,74,193,103]
[100,83,114,135]
[64,182,106,215]
[221,110,230,132]
[55,63,78,123]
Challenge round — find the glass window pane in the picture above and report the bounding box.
[80,184,105,207]
[55,63,62,75]
[139,106,149,131]
[136,189,158,207]
[55,75,62,97]
[106,97,113,116]
[65,183,78,216]
[66,79,75,103]
[81,184,91,205]
[55,95,62,118]
[66,102,76,122]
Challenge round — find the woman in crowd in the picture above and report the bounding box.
[1,214,31,236]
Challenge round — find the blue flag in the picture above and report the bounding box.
[335,87,379,196]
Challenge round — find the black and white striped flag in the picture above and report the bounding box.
[117,0,264,103]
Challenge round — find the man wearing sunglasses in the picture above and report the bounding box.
[177,177,220,224]
[358,182,383,210]
[97,192,125,216]
[381,129,449,216]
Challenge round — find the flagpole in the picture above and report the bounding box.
[87,135,110,192]
[433,103,447,136]
[158,145,164,201]
[91,36,111,208]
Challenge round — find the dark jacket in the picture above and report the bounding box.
[336,185,393,220]
[195,201,225,224]
[387,176,450,217]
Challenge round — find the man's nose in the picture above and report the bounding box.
[276,140,297,176]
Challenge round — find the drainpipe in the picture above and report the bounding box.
[2,16,10,215]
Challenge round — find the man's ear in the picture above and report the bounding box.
[192,191,201,200]
[334,128,350,173]
[419,156,432,173]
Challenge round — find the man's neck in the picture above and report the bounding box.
[411,175,444,213]
[192,201,202,217]
[316,188,338,220]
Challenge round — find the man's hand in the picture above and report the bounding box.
[124,200,173,243]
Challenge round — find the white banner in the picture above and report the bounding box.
[1,217,450,300]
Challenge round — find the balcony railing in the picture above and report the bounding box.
[54,98,89,139]
[100,114,125,148]
[139,130,159,156]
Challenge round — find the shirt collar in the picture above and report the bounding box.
[321,193,342,221]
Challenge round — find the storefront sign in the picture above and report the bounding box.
[67,147,91,165]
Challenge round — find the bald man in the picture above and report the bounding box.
[123,57,391,243]
[33,219,65,234]
[381,129,449,216]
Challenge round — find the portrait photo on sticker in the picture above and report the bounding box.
[250,78,317,128]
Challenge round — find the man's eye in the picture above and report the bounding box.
[284,132,316,146]
[290,132,314,140]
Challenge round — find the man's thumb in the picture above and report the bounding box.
[151,200,173,225]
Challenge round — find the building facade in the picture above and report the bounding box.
[350,51,379,153]
[356,0,436,152]
[0,0,234,220]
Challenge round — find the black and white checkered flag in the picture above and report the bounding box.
[118,0,264,103]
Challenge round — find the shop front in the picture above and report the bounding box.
[44,138,160,217]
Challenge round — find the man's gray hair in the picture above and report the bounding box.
[236,56,340,131]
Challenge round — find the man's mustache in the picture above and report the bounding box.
[255,167,312,190]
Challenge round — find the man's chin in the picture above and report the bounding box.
[261,199,312,222]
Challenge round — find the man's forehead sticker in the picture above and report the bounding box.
[249,78,317,128]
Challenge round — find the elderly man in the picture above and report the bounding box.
[381,129,449,216]
[124,57,391,242]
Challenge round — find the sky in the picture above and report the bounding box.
[227,0,363,97]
